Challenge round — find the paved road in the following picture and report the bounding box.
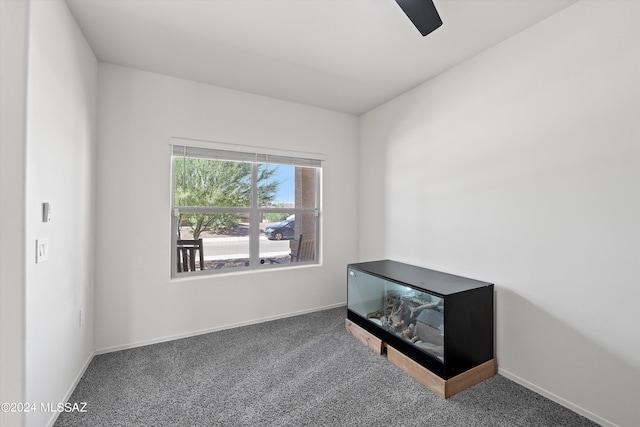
[201,235,291,260]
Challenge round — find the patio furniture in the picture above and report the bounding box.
[177,239,204,272]
[268,234,315,264]
[290,235,315,262]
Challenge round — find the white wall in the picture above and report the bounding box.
[95,64,358,351]
[24,1,97,426]
[359,2,639,426]
[0,1,29,426]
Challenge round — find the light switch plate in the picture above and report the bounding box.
[42,202,51,222]
[36,238,48,263]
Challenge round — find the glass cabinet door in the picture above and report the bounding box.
[347,268,386,320]
[348,268,445,363]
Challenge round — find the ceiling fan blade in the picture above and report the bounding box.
[395,0,443,36]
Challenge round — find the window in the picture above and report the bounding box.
[170,138,323,277]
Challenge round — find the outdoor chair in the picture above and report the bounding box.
[267,234,315,264]
[176,239,204,272]
[290,235,315,262]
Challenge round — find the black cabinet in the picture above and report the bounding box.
[347,260,494,381]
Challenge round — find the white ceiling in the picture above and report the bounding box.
[66,0,577,115]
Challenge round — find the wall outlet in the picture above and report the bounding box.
[79,308,84,327]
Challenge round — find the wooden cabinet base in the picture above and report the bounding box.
[387,346,496,398]
[345,319,384,355]
[346,320,496,398]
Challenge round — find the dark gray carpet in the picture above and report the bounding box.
[54,307,597,426]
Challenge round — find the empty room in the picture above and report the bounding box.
[1,1,638,426]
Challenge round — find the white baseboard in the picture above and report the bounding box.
[46,350,96,427]
[497,367,617,427]
[96,302,346,355]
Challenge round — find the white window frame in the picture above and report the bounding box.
[169,137,324,277]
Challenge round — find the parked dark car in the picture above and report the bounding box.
[264,219,295,240]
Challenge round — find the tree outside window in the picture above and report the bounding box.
[171,145,321,276]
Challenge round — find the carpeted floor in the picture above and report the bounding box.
[54,307,597,426]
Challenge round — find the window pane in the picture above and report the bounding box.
[259,212,317,265]
[172,145,321,277]
[258,164,317,209]
[176,212,250,273]
[174,157,252,208]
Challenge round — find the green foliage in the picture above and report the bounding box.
[256,164,281,206]
[174,157,280,239]
[263,203,291,222]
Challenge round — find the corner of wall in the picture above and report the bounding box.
[0,0,30,426]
